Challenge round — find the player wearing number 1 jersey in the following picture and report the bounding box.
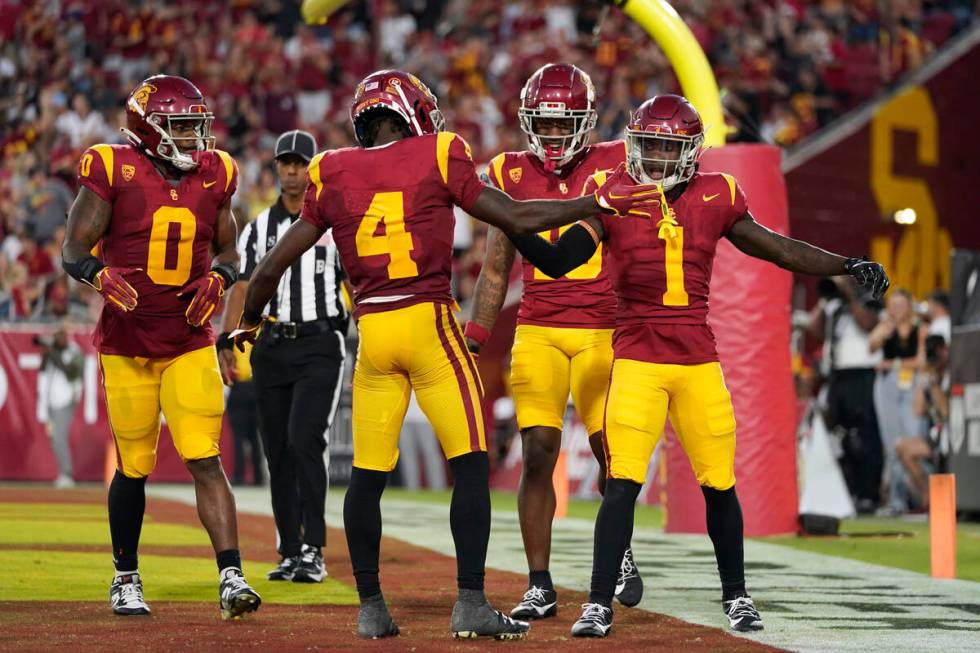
[508,94,890,637]
[467,64,641,620]
[234,69,662,641]
[62,75,260,621]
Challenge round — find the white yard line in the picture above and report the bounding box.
[149,485,980,653]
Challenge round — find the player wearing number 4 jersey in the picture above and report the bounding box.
[235,69,662,641]
[467,63,642,620]
[62,75,260,621]
[508,94,890,637]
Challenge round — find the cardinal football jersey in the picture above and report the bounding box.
[77,144,238,357]
[586,170,748,364]
[301,131,485,318]
[485,141,624,329]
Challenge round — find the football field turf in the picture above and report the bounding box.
[0,485,777,653]
[378,488,980,582]
[2,485,979,652]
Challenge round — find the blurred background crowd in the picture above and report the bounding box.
[0,0,974,508]
[2,0,977,323]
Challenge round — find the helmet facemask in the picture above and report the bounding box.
[625,129,703,190]
[519,104,596,168]
[123,111,215,171]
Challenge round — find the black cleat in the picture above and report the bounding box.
[571,602,613,638]
[724,596,764,632]
[452,589,529,640]
[358,593,400,639]
[292,545,326,583]
[110,573,151,616]
[615,546,643,607]
[266,555,299,581]
[510,585,557,620]
[219,567,261,620]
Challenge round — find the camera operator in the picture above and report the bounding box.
[35,325,84,488]
[808,276,883,513]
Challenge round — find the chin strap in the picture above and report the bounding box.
[654,184,679,241]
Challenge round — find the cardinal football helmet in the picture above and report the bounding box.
[350,70,445,146]
[625,94,704,190]
[121,75,214,171]
[518,63,597,168]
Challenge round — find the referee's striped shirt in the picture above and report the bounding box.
[239,197,347,324]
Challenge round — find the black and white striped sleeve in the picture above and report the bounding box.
[238,220,259,281]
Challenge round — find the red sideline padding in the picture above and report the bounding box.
[663,144,798,536]
[0,327,233,483]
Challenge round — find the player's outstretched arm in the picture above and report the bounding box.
[465,226,516,353]
[726,213,890,298]
[468,184,600,234]
[467,164,661,235]
[62,186,140,311]
[507,218,604,280]
[233,219,324,350]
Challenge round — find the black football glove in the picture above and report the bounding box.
[844,256,890,300]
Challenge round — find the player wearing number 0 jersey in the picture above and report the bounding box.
[467,63,641,621]
[234,69,663,641]
[62,75,260,621]
[507,94,890,637]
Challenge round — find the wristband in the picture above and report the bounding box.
[62,255,106,286]
[215,332,233,352]
[463,321,491,348]
[241,307,263,325]
[211,262,238,289]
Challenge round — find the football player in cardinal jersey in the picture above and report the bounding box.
[233,69,662,640]
[507,94,889,637]
[61,75,261,620]
[466,63,642,620]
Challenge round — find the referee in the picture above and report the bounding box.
[218,129,348,583]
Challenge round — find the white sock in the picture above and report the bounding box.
[115,569,138,580]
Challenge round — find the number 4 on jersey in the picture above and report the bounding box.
[355,191,419,279]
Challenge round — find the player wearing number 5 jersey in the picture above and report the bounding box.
[467,63,641,621]
[235,69,662,641]
[62,75,260,621]
[508,94,890,638]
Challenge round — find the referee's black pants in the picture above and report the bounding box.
[251,328,345,557]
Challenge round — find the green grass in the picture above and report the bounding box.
[0,502,358,605]
[765,515,980,582]
[383,489,980,582]
[0,550,357,604]
[0,518,209,547]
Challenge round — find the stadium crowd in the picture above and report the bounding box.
[0,0,971,511]
[2,0,977,323]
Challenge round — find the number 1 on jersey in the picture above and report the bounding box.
[355,191,418,279]
[663,227,689,306]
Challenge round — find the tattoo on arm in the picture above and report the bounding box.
[470,226,516,329]
[63,186,111,262]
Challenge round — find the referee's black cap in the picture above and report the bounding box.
[274,130,317,162]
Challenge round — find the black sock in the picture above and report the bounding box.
[701,485,747,601]
[216,549,241,573]
[448,452,490,591]
[108,471,147,572]
[343,466,388,600]
[529,569,553,591]
[589,478,641,607]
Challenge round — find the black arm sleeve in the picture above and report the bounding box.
[506,223,599,279]
[62,254,105,285]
